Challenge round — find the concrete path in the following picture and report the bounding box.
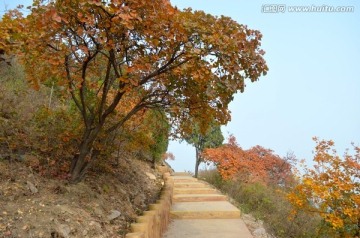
[163,173,253,238]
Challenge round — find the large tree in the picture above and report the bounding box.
[1,0,268,183]
[184,120,224,178]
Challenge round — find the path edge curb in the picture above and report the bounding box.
[125,172,174,238]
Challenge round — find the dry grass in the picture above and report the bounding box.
[199,169,325,238]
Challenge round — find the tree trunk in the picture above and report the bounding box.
[194,147,201,178]
[69,127,100,183]
[151,156,156,169]
[70,145,92,183]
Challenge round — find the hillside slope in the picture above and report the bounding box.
[0,157,169,238]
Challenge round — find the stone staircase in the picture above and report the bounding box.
[163,173,253,238]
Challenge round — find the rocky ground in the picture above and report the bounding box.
[0,157,170,238]
[241,214,276,238]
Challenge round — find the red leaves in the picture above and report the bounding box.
[203,135,292,185]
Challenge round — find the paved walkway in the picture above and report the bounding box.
[163,173,253,238]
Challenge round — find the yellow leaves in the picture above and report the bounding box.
[343,207,357,218]
[325,214,344,229]
[351,194,360,206]
[303,178,312,186]
[288,139,360,235]
[294,198,304,207]
[332,190,341,199]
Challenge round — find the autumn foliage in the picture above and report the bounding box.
[1,0,268,182]
[288,138,360,237]
[202,135,293,186]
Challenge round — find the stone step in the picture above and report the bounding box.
[174,182,208,188]
[172,179,198,183]
[173,194,227,202]
[163,173,253,237]
[171,175,195,180]
[170,201,241,219]
[173,188,219,195]
[172,172,192,176]
[163,219,253,238]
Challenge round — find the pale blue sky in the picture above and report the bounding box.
[167,0,360,172]
[2,1,359,172]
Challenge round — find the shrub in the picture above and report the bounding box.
[0,62,81,178]
[0,61,170,179]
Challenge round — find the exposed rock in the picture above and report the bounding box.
[56,224,71,238]
[145,172,156,180]
[253,227,267,238]
[107,210,121,221]
[242,214,274,238]
[26,181,38,194]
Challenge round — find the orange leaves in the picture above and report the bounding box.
[2,0,268,181]
[2,0,267,132]
[76,12,87,23]
[288,138,360,235]
[87,0,103,7]
[118,13,134,22]
[0,9,26,55]
[51,11,62,23]
[45,8,64,25]
[112,13,135,30]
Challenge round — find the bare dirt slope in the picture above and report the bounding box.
[0,157,169,238]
